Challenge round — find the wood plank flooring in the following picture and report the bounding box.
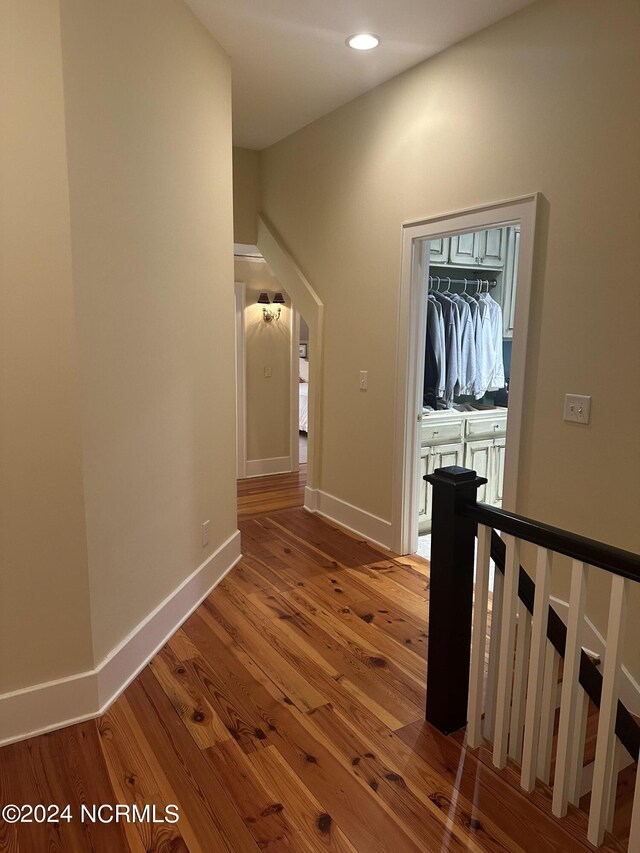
[0,468,617,851]
[237,468,306,519]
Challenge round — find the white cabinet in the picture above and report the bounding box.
[462,439,492,503]
[448,228,507,269]
[419,440,464,534]
[493,438,506,506]
[464,438,505,506]
[419,410,507,533]
[429,237,450,264]
[478,228,507,268]
[502,225,520,338]
[418,448,429,531]
[448,232,477,266]
[462,414,507,507]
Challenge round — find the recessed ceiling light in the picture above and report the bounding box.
[346,33,380,51]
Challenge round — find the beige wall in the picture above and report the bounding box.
[0,0,236,705]
[260,1,640,665]
[0,0,93,692]
[236,260,291,462]
[59,0,237,664]
[233,147,260,244]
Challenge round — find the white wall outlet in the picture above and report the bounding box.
[202,519,210,547]
[264,366,272,378]
[359,370,368,391]
[564,393,591,424]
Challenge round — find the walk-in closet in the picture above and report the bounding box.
[416,225,520,559]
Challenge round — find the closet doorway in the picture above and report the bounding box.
[391,195,538,556]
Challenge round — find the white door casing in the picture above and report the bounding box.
[290,306,300,472]
[234,281,247,479]
[391,194,539,555]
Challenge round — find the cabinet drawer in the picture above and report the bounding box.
[465,417,507,439]
[421,419,463,445]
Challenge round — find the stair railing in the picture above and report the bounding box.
[425,466,640,849]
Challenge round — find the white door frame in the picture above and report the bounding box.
[391,194,539,555]
[235,261,306,481]
[290,305,300,471]
[234,281,247,479]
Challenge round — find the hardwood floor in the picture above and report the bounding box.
[0,469,618,851]
[237,467,306,519]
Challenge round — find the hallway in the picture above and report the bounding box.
[0,473,606,852]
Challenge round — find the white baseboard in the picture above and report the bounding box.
[245,456,292,478]
[550,595,640,717]
[304,486,318,512]
[0,530,241,747]
[305,488,392,551]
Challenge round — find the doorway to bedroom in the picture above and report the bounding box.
[297,313,310,466]
[234,244,311,480]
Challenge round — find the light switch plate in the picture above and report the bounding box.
[359,370,368,391]
[564,394,591,424]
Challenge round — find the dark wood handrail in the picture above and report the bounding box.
[463,501,640,582]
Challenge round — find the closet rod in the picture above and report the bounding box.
[428,276,497,288]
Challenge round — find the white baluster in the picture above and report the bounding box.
[467,524,492,749]
[605,746,621,833]
[509,602,531,762]
[627,748,640,850]
[568,688,589,806]
[493,534,520,769]
[521,546,552,791]
[537,642,560,785]
[483,560,503,742]
[588,575,629,846]
[552,560,588,818]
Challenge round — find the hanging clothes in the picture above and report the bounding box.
[480,292,505,392]
[425,280,506,408]
[432,291,459,407]
[423,297,446,408]
[462,293,482,397]
[474,296,495,398]
[451,295,476,396]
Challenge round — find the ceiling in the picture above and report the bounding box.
[186,0,537,151]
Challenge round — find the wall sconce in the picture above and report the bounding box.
[257,292,285,322]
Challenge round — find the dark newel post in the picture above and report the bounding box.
[425,466,486,734]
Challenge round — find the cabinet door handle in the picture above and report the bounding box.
[433,430,439,435]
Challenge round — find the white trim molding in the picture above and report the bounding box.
[304,486,318,512]
[305,488,392,551]
[0,530,241,747]
[245,456,292,478]
[235,281,247,479]
[391,194,539,555]
[290,306,300,472]
[234,243,265,260]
